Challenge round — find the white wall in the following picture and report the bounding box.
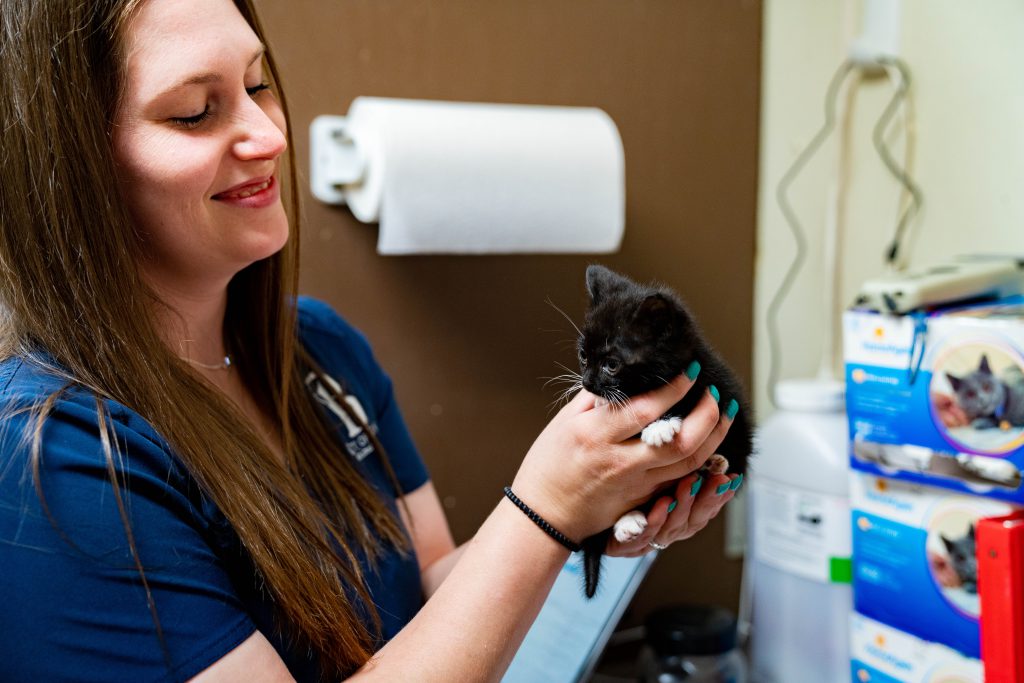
[755,0,1024,418]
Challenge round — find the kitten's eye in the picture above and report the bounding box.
[578,349,587,367]
[602,359,621,376]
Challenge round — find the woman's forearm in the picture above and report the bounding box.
[354,497,569,681]
[420,542,467,598]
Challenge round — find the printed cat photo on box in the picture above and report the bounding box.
[930,346,1024,455]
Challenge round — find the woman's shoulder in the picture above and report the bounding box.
[0,356,104,427]
[296,296,378,367]
[0,355,65,399]
[0,356,216,552]
[297,296,364,341]
[0,355,183,479]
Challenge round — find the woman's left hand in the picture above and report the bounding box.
[605,469,741,558]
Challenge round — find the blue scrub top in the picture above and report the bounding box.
[0,297,430,681]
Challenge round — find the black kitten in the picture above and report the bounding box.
[577,265,753,598]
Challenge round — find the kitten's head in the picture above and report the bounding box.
[579,265,700,403]
[940,523,977,585]
[946,355,1004,418]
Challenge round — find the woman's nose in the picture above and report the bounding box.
[232,99,288,161]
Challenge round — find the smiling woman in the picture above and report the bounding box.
[0,0,418,678]
[112,0,289,299]
[0,0,739,681]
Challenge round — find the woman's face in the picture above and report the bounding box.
[112,0,289,295]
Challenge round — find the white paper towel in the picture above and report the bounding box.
[342,97,625,255]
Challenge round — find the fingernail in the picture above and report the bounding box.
[686,360,701,380]
[689,477,703,497]
[729,473,744,491]
[668,500,678,513]
[708,384,720,402]
[715,482,731,495]
[725,398,739,420]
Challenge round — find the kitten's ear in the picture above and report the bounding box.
[634,294,673,330]
[979,355,993,374]
[946,373,963,391]
[586,265,628,305]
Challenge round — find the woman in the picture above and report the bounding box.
[0,0,741,680]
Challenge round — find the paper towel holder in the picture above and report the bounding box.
[310,115,367,206]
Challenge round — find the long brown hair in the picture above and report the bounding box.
[0,0,407,675]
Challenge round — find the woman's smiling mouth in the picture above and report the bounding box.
[212,176,278,207]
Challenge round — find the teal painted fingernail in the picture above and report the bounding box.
[730,474,744,491]
[725,399,739,420]
[690,478,703,496]
[709,385,720,402]
[716,482,731,495]
[668,500,678,513]
[686,360,701,380]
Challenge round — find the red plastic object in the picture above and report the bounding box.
[978,510,1024,683]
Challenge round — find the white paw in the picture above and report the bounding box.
[613,510,648,543]
[641,417,683,447]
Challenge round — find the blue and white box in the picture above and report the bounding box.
[851,474,1014,657]
[844,296,1024,503]
[850,612,983,683]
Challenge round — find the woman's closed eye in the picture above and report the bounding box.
[246,82,270,97]
[171,106,210,129]
[169,83,270,129]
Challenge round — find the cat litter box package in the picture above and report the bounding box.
[844,295,1024,504]
[851,473,1016,658]
[850,612,983,683]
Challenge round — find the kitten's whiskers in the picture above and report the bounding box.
[542,362,584,411]
[545,298,584,339]
[602,387,641,426]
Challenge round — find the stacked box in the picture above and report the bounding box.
[850,612,982,683]
[851,473,1011,658]
[843,296,1024,681]
[844,296,1024,504]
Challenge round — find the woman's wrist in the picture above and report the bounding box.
[502,487,582,552]
[508,473,591,542]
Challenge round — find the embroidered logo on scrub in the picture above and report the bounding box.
[305,371,378,462]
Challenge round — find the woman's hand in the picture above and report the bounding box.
[510,370,736,545]
[605,470,740,557]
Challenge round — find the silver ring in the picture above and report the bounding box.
[648,541,668,551]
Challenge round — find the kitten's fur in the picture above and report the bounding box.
[940,524,977,594]
[946,355,1024,429]
[577,265,753,597]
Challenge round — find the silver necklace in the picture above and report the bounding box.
[181,355,233,371]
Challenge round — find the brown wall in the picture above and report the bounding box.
[254,0,761,625]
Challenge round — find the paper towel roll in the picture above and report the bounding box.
[342,97,625,255]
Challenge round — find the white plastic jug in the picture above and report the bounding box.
[748,379,852,683]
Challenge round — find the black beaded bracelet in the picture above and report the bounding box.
[503,486,581,553]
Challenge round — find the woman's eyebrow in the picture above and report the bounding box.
[156,44,266,98]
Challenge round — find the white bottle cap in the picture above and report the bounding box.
[774,378,846,413]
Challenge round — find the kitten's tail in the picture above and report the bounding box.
[582,531,611,599]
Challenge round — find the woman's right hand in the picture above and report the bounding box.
[510,371,733,544]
